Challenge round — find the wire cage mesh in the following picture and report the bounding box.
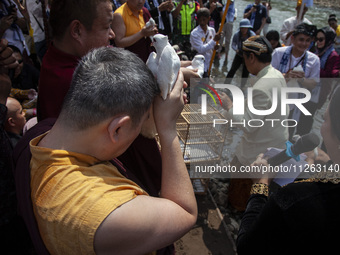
[177,104,227,165]
[177,104,228,194]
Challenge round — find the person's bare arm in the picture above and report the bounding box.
[158,0,174,12]
[0,39,18,70]
[0,16,14,38]
[94,72,197,255]
[299,78,317,90]
[14,17,27,31]
[10,5,27,32]
[172,0,184,19]
[181,67,200,86]
[286,71,317,90]
[112,13,157,48]
[280,20,293,44]
[285,31,294,40]
[304,148,331,165]
[180,60,192,67]
[209,2,217,14]
[244,6,256,19]
[0,73,11,105]
[220,92,233,111]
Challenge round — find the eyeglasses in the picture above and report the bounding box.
[316,37,325,42]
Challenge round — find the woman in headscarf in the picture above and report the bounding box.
[315,26,340,108]
[311,27,340,144]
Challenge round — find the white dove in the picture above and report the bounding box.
[146,34,181,100]
[186,54,205,78]
[145,17,156,29]
[144,18,156,40]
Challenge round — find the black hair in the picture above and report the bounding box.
[266,30,280,42]
[316,27,336,51]
[328,14,337,23]
[293,23,317,37]
[197,7,210,20]
[60,47,160,129]
[49,0,110,40]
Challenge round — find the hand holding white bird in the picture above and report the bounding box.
[186,54,205,78]
[153,71,186,136]
[142,18,158,38]
[146,34,181,100]
[145,17,156,29]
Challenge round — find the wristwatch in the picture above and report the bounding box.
[250,183,269,197]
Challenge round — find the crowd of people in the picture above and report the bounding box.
[1,0,340,254]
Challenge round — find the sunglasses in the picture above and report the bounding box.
[316,37,325,42]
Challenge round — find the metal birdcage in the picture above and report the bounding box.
[177,104,228,165]
[177,104,228,194]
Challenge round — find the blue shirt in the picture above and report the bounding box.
[244,3,267,32]
[224,1,235,23]
[231,29,256,56]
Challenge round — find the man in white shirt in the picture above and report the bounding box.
[190,7,221,76]
[220,35,288,211]
[280,2,312,46]
[272,22,320,138]
[26,0,47,62]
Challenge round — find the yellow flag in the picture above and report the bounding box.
[297,0,313,7]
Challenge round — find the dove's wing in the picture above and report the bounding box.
[191,55,205,78]
[197,60,205,78]
[146,52,158,78]
[157,44,181,100]
[191,59,198,69]
[170,48,181,92]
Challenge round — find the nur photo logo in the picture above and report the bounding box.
[199,83,313,129]
[198,83,223,115]
[201,84,312,116]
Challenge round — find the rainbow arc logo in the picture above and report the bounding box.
[198,84,222,115]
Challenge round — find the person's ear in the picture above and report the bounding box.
[69,20,84,42]
[107,115,131,143]
[7,117,15,127]
[249,52,256,63]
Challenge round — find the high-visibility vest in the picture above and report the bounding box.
[174,1,197,35]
